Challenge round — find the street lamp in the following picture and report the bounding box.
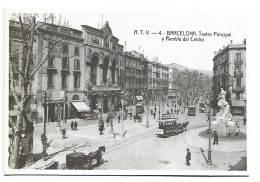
[207,95,212,165]
[63,93,67,123]
[41,90,48,161]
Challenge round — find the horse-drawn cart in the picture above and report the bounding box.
[60,146,105,170]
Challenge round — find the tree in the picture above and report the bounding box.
[9,13,71,169]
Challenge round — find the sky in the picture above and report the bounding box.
[53,11,247,71]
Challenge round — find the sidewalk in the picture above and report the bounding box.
[184,126,247,152]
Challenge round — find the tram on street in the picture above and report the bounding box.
[187,106,196,116]
[156,113,186,137]
[199,102,206,113]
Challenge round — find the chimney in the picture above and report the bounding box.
[214,51,217,56]
[230,40,233,45]
[243,39,246,45]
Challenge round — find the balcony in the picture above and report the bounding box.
[92,85,121,92]
[234,59,243,65]
[234,71,243,78]
[233,86,244,92]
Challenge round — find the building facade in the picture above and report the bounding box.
[212,40,246,116]
[9,20,86,124]
[124,50,148,105]
[82,21,122,113]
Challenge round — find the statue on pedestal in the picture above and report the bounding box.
[216,88,232,121]
[212,88,235,136]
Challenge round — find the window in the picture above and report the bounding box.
[74,75,80,88]
[62,45,68,55]
[236,53,241,61]
[74,59,80,70]
[237,78,241,86]
[62,74,67,89]
[74,47,79,56]
[62,57,69,69]
[48,56,55,67]
[236,93,240,100]
[48,73,54,88]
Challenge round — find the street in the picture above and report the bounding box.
[28,103,246,171]
[95,106,246,170]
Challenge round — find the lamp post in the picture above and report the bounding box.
[207,95,212,165]
[146,99,149,128]
[41,91,48,161]
[63,93,67,123]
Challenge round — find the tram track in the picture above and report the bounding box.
[105,115,197,154]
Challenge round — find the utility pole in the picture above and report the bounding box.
[146,99,149,128]
[207,95,212,165]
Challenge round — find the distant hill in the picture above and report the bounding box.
[166,63,212,77]
[193,69,213,77]
[166,63,187,71]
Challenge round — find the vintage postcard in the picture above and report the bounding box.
[4,9,248,176]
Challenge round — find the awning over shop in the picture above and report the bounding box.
[71,102,91,113]
[232,100,246,107]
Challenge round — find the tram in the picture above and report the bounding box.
[156,113,188,137]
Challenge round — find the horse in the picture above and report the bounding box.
[87,146,106,169]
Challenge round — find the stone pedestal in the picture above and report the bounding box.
[218,119,227,136]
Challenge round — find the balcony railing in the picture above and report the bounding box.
[92,85,121,91]
[233,86,244,92]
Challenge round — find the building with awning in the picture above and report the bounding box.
[70,101,91,113]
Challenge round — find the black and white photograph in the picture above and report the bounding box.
[2,3,255,177]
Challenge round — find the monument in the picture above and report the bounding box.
[211,88,236,136]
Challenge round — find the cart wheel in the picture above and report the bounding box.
[73,166,79,170]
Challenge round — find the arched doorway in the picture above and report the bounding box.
[91,55,99,85]
[111,60,116,84]
[103,57,109,83]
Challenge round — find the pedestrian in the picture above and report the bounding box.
[153,111,156,119]
[167,110,169,114]
[74,121,78,130]
[106,115,110,126]
[61,128,66,139]
[99,119,104,135]
[235,122,240,136]
[243,117,246,125]
[171,108,173,113]
[130,111,133,120]
[213,131,218,145]
[154,107,157,113]
[71,121,74,130]
[118,113,121,123]
[186,148,191,166]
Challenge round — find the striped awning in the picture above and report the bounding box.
[71,102,91,113]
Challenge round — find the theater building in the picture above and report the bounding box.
[81,21,122,113]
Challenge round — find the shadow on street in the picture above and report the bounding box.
[228,157,247,171]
